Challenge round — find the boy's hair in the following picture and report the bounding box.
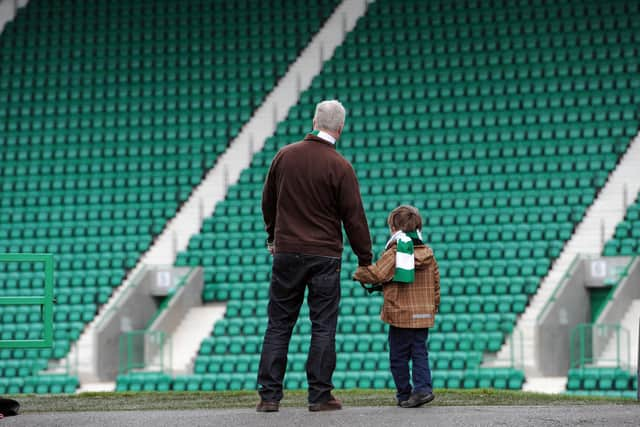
[387,205,422,232]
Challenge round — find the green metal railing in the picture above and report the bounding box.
[593,256,637,323]
[94,264,148,333]
[0,253,54,349]
[114,267,194,375]
[489,328,524,369]
[118,330,172,374]
[569,323,630,369]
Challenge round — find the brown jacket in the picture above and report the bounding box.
[354,243,440,328]
[262,134,372,265]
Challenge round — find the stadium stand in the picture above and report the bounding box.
[1,0,639,396]
[114,0,639,393]
[566,367,637,398]
[603,192,640,256]
[563,190,640,397]
[0,0,341,393]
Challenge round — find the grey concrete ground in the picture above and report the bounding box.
[2,405,640,427]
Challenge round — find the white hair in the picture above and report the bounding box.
[313,100,346,132]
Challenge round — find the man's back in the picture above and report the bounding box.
[257,100,371,410]
[262,133,372,265]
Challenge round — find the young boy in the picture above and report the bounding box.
[353,205,440,408]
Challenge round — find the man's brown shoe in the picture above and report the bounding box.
[256,400,279,412]
[308,395,342,412]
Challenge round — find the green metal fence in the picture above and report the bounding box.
[0,253,54,349]
[488,328,524,369]
[119,330,172,374]
[570,323,630,369]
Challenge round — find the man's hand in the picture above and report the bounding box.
[352,265,369,283]
[266,240,274,255]
[353,265,385,294]
[352,265,377,284]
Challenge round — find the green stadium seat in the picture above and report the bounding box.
[2,0,343,394]
[82,0,640,393]
[566,367,636,396]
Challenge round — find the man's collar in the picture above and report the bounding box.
[310,129,336,145]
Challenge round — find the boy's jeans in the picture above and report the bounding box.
[388,325,433,402]
[257,252,341,404]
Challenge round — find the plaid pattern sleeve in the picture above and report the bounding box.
[433,255,441,309]
[353,248,396,284]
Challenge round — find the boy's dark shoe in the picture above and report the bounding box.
[397,396,410,407]
[256,400,279,412]
[400,392,435,408]
[308,395,342,412]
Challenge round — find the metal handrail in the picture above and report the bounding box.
[118,329,172,374]
[93,264,148,332]
[536,253,583,324]
[569,323,630,369]
[594,256,637,323]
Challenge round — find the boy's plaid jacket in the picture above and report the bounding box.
[354,242,440,328]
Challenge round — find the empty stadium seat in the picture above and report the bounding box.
[566,367,637,397]
[110,0,640,392]
[171,0,640,392]
[1,0,341,393]
[603,192,640,256]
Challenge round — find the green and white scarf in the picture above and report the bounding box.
[385,230,423,283]
[310,129,336,144]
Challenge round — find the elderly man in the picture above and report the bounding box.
[257,100,372,412]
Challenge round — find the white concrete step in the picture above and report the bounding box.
[0,0,30,34]
[77,382,115,393]
[165,303,226,375]
[598,299,640,369]
[523,377,567,394]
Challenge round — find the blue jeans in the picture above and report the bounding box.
[257,253,341,404]
[388,325,433,401]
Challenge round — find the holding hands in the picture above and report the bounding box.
[353,265,383,294]
[352,265,376,284]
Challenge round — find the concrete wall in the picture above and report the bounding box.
[92,266,203,380]
[598,258,640,325]
[94,269,158,381]
[536,256,635,375]
[536,259,591,376]
[148,267,202,337]
[591,257,638,365]
[0,0,29,34]
[145,267,203,368]
[583,256,633,289]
